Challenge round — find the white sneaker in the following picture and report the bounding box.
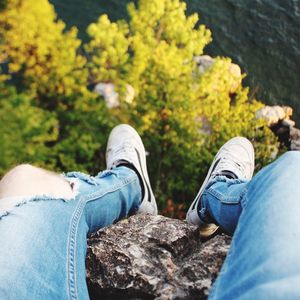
[186,137,255,237]
[106,124,158,215]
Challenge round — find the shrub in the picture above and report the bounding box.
[0,0,88,100]
[85,0,278,207]
[0,0,278,210]
[0,85,58,175]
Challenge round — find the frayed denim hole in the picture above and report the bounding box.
[0,211,9,219]
[65,171,99,186]
[0,195,70,220]
[96,170,118,179]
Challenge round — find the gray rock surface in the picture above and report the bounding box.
[256,105,300,151]
[86,214,231,300]
[93,83,134,109]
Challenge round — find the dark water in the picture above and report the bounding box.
[187,0,300,123]
[50,0,300,123]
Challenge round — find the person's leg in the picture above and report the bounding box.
[0,164,141,299]
[186,137,254,237]
[204,152,300,299]
[0,124,156,300]
[0,163,75,199]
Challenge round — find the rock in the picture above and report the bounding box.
[256,105,300,151]
[255,105,291,126]
[194,55,214,75]
[86,214,231,300]
[94,83,135,108]
[125,84,135,104]
[281,119,295,128]
[290,127,300,151]
[194,55,242,93]
[282,106,293,119]
[94,83,119,109]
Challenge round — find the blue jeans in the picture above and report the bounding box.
[1,153,300,299]
[202,151,300,299]
[0,166,141,299]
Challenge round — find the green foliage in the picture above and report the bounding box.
[86,0,278,206]
[0,0,116,177]
[0,0,88,99]
[195,58,278,173]
[0,85,58,175]
[54,95,117,174]
[0,0,279,210]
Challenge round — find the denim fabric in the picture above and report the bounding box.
[203,152,300,299]
[0,166,141,300]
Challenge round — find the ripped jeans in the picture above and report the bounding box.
[0,166,141,300]
[1,152,300,300]
[204,151,300,299]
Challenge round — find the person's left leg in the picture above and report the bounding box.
[186,137,255,237]
[207,151,300,299]
[187,136,300,299]
[0,124,156,300]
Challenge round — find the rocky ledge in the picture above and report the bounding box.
[86,214,231,300]
[256,105,300,150]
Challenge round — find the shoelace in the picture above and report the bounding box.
[109,141,135,167]
[211,152,248,179]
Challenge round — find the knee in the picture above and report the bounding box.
[272,151,300,178]
[6,164,37,179]
[11,163,36,173]
[277,151,300,167]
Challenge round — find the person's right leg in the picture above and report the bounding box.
[0,165,142,300]
[0,124,157,300]
[200,151,300,299]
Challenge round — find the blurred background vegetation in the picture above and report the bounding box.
[0,0,279,216]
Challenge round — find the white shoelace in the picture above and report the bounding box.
[211,152,249,179]
[108,142,136,167]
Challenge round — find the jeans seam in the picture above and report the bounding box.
[67,172,139,300]
[200,191,215,224]
[241,190,249,209]
[67,197,86,300]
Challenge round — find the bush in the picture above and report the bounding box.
[0,0,279,210]
[0,85,58,175]
[85,0,278,207]
[0,0,88,100]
